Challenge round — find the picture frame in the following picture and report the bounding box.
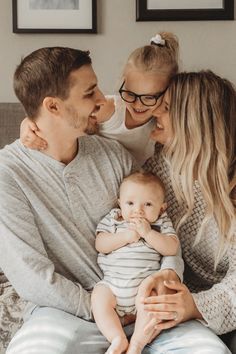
[136,0,234,21]
[12,0,97,33]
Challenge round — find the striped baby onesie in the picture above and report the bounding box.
[96,208,176,316]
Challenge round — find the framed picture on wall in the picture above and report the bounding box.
[12,0,97,33]
[136,0,234,21]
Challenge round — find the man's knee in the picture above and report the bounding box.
[6,307,109,354]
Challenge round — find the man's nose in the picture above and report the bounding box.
[96,88,106,106]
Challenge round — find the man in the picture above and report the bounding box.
[0,47,182,353]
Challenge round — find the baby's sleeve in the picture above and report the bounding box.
[96,209,118,235]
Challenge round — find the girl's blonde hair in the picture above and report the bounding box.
[164,70,236,266]
[124,32,179,78]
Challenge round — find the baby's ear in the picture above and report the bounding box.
[160,202,167,214]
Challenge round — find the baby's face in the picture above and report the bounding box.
[119,181,165,223]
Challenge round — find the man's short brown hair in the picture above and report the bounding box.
[14,47,92,118]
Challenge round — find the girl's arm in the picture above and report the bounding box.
[95,230,141,254]
[20,117,47,150]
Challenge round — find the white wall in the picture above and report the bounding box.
[0,0,235,102]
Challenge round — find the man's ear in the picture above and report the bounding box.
[43,97,60,115]
[160,202,167,215]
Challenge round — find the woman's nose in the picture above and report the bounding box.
[152,103,163,118]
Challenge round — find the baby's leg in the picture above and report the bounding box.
[126,295,157,354]
[91,284,128,354]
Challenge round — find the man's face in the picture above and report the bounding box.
[61,64,105,136]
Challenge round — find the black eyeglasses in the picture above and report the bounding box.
[119,81,167,107]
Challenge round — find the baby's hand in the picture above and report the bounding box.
[130,218,151,238]
[20,118,47,150]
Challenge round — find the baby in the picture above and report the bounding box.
[91,171,179,354]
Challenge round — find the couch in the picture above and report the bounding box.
[0,102,26,353]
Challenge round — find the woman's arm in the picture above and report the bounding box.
[141,239,236,335]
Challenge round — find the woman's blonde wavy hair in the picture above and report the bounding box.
[164,71,236,266]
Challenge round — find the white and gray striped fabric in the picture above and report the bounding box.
[96,208,176,316]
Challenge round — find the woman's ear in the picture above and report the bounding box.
[43,97,60,115]
[160,202,167,215]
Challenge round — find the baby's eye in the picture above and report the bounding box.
[145,202,152,207]
[126,201,133,206]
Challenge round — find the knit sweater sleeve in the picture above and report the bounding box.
[192,240,236,335]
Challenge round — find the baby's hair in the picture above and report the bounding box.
[120,171,165,198]
[124,32,179,78]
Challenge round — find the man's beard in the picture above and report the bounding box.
[65,104,99,135]
[84,120,99,135]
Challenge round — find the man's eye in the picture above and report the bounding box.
[85,91,95,98]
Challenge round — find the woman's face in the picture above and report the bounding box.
[123,70,169,126]
[150,90,173,145]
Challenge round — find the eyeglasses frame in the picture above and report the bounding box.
[118,81,167,107]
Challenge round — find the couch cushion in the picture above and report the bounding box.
[0,103,25,149]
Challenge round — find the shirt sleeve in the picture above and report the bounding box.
[160,247,184,282]
[156,213,183,281]
[157,212,177,235]
[0,170,92,321]
[96,210,117,234]
[192,241,236,335]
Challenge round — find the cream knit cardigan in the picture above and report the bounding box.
[144,146,236,335]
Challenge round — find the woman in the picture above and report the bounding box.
[141,70,236,353]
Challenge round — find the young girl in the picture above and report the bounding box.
[20,32,179,165]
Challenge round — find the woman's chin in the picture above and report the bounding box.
[150,129,166,144]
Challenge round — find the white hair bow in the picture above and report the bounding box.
[150,34,165,46]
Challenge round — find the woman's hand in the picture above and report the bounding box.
[134,270,180,341]
[137,269,180,300]
[20,117,47,150]
[142,281,203,333]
